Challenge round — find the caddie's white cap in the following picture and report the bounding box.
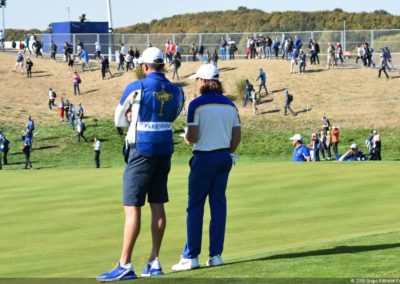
[138,47,164,65]
[290,134,302,141]
[350,143,358,149]
[189,64,219,80]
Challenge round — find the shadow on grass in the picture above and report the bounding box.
[260,109,280,115]
[258,99,273,106]
[112,72,124,78]
[219,67,237,72]
[34,145,59,151]
[33,74,52,78]
[82,89,99,94]
[39,136,59,142]
[270,88,286,94]
[225,243,400,266]
[305,68,326,73]
[296,108,313,115]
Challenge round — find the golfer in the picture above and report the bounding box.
[172,64,241,271]
[97,47,184,281]
[290,134,311,162]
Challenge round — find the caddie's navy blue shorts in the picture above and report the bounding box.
[123,148,171,207]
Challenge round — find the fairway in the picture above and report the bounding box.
[1,162,399,279]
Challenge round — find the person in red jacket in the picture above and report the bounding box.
[332,126,340,158]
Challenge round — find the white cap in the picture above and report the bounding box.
[350,143,358,149]
[189,64,219,80]
[290,134,302,141]
[138,47,164,65]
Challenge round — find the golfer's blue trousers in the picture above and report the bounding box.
[183,150,232,259]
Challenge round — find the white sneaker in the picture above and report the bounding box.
[206,255,224,267]
[171,256,199,271]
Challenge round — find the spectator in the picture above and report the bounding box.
[250,87,260,115]
[204,49,210,64]
[228,38,237,60]
[198,44,204,61]
[355,44,364,65]
[68,54,75,73]
[338,144,366,162]
[331,126,340,158]
[211,50,219,68]
[64,99,70,121]
[22,143,32,169]
[101,56,113,80]
[24,35,31,54]
[26,116,35,138]
[284,89,296,116]
[319,130,327,160]
[72,72,81,96]
[256,68,268,96]
[309,133,320,161]
[325,131,332,160]
[59,97,65,122]
[125,52,134,71]
[95,42,102,62]
[219,36,227,60]
[79,48,90,71]
[290,134,311,162]
[76,119,88,143]
[63,41,73,61]
[327,43,335,69]
[336,43,344,65]
[48,88,57,110]
[272,37,280,59]
[243,79,253,107]
[169,54,181,80]
[290,50,298,74]
[34,40,43,58]
[366,130,374,155]
[378,48,390,79]
[322,116,331,134]
[172,63,241,271]
[371,131,382,160]
[133,48,140,69]
[13,52,24,74]
[69,104,76,130]
[117,49,125,71]
[50,41,57,61]
[93,137,102,168]
[77,103,84,120]
[25,56,33,78]
[0,30,4,51]
[0,133,10,165]
[191,43,198,61]
[299,49,306,74]
[265,36,272,59]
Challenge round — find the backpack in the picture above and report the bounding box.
[288,94,293,103]
[53,91,57,98]
[175,59,181,68]
[81,123,86,131]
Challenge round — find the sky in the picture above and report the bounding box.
[2,0,400,30]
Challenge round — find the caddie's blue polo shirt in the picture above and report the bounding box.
[293,144,311,162]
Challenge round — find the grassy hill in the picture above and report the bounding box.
[1,52,400,168]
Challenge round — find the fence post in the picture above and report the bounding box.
[122,34,125,45]
[311,31,314,40]
[371,30,374,48]
[172,34,175,44]
[147,34,150,47]
[73,33,76,54]
[199,33,202,45]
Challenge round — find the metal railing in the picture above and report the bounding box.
[27,29,400,61]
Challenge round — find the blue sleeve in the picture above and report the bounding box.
[187,99,198,125]
[302,146,310,158]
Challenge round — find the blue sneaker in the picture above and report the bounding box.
[96,262,137,282]
[141,258,164,277]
